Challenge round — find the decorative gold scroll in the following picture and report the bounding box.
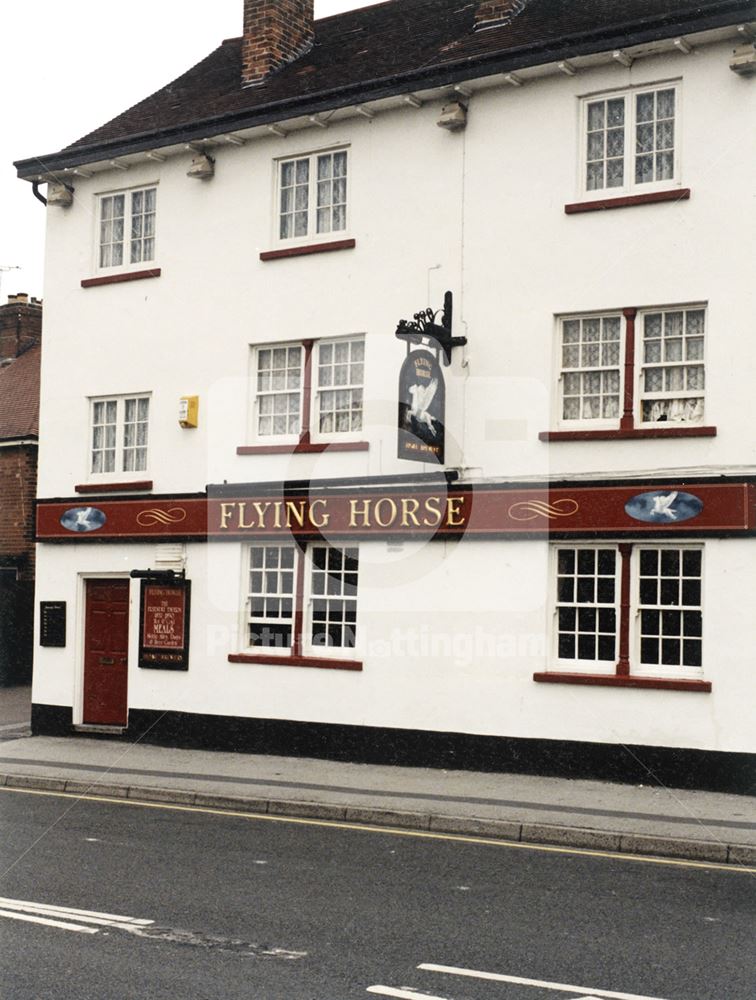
[136,507,188,527]
[507,498,580,521]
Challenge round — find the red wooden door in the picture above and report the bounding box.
[83,579,130,725]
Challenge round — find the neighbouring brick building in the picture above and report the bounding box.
[0,293,42,685]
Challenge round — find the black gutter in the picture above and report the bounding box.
[14,2,754,179]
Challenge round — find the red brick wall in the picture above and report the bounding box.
[0,445,37,582]
[242,0,314,86]
[0,295,42,361]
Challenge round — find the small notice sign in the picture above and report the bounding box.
[40,602,66,647]
[138,580,191,670]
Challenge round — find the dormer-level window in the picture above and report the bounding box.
[278,150,348,241]
[582,85,679,196]
[98,187,157,269]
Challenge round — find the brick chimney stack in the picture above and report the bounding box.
[0,294,42,363]
[475,0,527,29]
[242,0,315,86]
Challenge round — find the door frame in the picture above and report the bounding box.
[74,573,132,726]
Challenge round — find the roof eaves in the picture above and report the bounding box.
[14,1,753,180]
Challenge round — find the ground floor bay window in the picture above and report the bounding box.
[228,542,362,671]
[534,542,710,692]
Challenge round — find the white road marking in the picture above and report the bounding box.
[0,909,97,934]
[367,989,448,1000]
[0,896,153,926]
[418,964,671,1000]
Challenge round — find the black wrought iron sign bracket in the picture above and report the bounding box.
[395,290,467,366]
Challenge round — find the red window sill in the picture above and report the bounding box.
[81,268,161,288]
[260,239,356,261]
[228,652,362,672]
[539,426,716,442]
[75,480,153,494]
[237,441,369,455]
[533,672,711,693]
[564,189,690,214]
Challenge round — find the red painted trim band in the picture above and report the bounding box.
[75,481,153,494]
[533,672,711,692]
[539,427,717,442]
[81,268,161,288]
[237,441,369,455]
[565,189,691,214]
[259,239,356,261]
[228,652,362,671]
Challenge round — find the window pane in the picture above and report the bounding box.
[636,92,655,122]
[555,547,617,665]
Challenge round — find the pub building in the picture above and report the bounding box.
[19,0,756,791]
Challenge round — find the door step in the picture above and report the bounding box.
[73,724,126,735]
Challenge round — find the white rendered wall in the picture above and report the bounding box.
[36,38,756,498]
[33,536,756,754]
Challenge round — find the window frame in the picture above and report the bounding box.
[249,335,366,446]
[251,344,306,446]
[87,393,151,480]
[579,82,682,200]
[95,184,158,275]
[548,542,705,681]
[551,544,621,675]
[557,311,625,431]
[242,541,360,662]
[630,543,704,680]
[274,146,350,247]
[636,306,706,428]
[312,337,366,442]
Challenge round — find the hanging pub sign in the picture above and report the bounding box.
[397,349,446,463]
[395,291,465,464]
[138,579,191,670]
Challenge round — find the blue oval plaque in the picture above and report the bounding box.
[60,507,107,533]
[624,490,703,525]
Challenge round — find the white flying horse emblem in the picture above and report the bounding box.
[407,378,439,435]
[74,507,96,529]
[651,491,679,520]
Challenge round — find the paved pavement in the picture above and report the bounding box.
[0,687,753,867]
[0,685,32,741]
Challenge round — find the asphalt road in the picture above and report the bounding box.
[0,788,753,1000]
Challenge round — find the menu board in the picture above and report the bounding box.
[138,581,190,670]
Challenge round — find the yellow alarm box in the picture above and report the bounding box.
[178,396,199,428]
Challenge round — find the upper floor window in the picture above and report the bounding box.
[556,305,706,430]
[90,395,150,474]
[98,187,156,269]
[278,150,348,241]
[251,336,364,444]
[583,85,678,196]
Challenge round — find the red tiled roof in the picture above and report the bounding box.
[0,345,40,441]
[15,0,751,176]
